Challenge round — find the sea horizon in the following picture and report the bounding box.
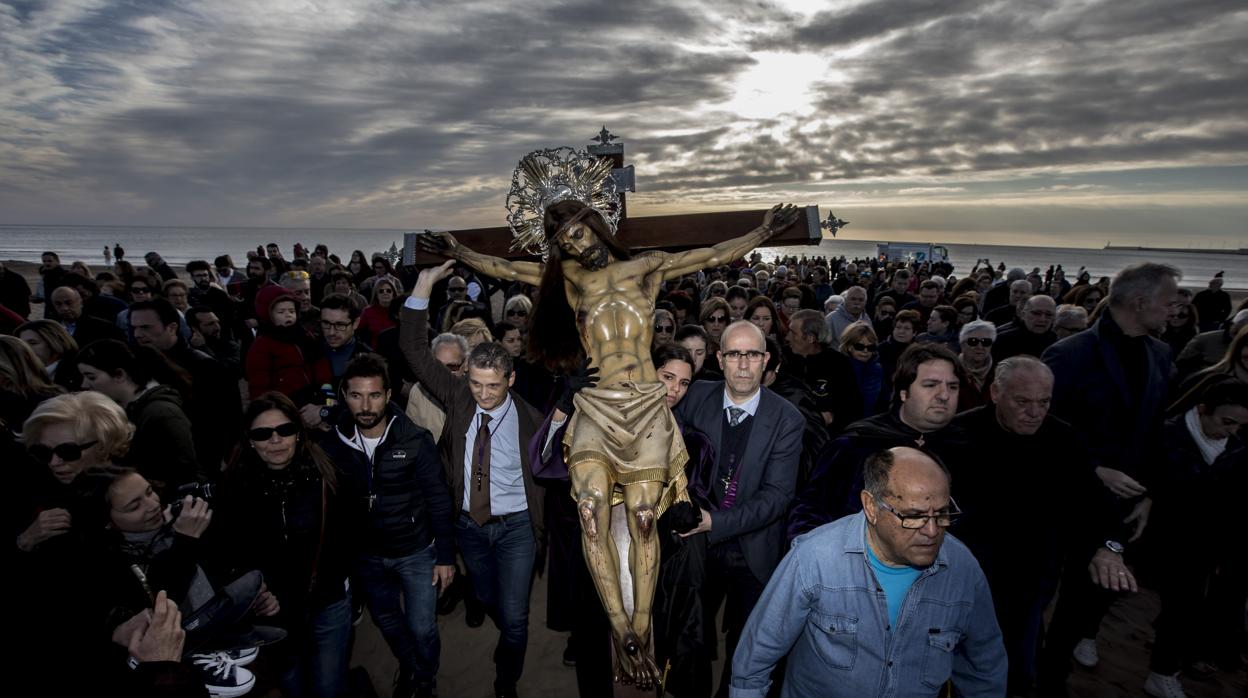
[1,223,1244,290]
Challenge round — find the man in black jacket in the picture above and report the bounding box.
[951,357,1133,695]
[320,354,455,698]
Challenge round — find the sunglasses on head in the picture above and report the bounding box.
[851,342,878,353]
[29,440,98,464]
[248,422,300,442]
[964,337,994,348]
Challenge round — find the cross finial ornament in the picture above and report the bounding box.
[592,125,618,146]
[822,210,849,237]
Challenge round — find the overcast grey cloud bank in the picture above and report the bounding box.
[0,0,1245,247]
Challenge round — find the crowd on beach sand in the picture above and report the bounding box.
[0,239,1244,698]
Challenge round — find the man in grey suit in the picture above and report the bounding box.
[674,320,805,697]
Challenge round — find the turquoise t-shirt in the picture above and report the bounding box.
[866,540,923,628]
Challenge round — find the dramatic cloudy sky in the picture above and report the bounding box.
[2,0,1246,247]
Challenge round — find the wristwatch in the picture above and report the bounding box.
[1104,540,1125,555]
[319,406,332,420]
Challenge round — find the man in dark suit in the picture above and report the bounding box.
[673,320,804,697]
[49,286,123,347]
[1038,262,1180,693]
[401,264,545,698]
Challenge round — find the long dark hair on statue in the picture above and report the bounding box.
[528,200,631,373]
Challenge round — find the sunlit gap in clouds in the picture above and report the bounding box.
[714,51,828,121]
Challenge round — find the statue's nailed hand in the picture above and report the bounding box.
[418,230,460,259]
[413,259,455,298]
[556,360,599,416]
[762,203,801,236]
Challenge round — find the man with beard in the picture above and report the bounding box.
[186,306,241,375]
[319,354,456,698]
[185,260,236,338]
[237,256,275,335]
[951,357,1131,695]
[787,343,967,541]
[419,185,801,688]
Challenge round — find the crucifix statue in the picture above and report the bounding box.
[419,143,815,689]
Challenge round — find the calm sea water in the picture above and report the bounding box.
[1,224,1243,290]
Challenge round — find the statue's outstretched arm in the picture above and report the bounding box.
[650,204,801,279]
[418,231,543,286]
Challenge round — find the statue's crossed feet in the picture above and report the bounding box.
[612,631,661,691]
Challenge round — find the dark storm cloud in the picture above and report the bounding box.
[0,0,1245,236]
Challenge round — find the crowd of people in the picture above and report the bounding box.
[0,239,1244,698]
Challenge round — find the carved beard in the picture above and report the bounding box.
[577,244,610,271]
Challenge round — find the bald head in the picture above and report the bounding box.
[861,446,952,568]
[51,286,83,321]
[1022,294,1056,334]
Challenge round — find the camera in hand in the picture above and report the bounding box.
[168,481,215,519]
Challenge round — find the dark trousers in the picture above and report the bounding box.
[279,596,353,698]
[694,541,766,698]
[456,510,537,692]
[357,543,441,683]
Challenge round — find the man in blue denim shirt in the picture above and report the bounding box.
[731,447,1006,697]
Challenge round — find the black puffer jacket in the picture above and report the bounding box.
[319,403,455,564]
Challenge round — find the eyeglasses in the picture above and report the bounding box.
[706,315,728,324]
[851,342,878,353]
[131,287,151,294]
[507,309,528,317]
[29,440,98,464]
[377,288,394,296]
[248,422,300,442]
[654,324,674,332]
[722,349,766,363]
[963,337,994,348]
[320,320,353,332]
[874,495,962,529]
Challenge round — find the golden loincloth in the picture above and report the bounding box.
[564,381,690,516]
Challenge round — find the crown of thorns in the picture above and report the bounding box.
[505,147,620,258]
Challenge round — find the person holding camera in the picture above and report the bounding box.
[214,391,353,698]
[91,469,280,697]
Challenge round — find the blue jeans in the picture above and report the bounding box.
[279,595,353,698]
[455,511,536,691]
[357,542,440,682]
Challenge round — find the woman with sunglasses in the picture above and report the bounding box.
[652,309,676,349]
[17,391,132,553]
[957,320,998,412]
[503,295,532,334]
[76,339,201,497]
[358,278,399,346]
[213,392,351,698]
[699,297,731,375]
[839,322,886,416]
[13,392,134,695]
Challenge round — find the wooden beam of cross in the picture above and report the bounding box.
[415,205,823,264]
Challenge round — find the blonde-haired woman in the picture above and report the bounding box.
[449,317,494,350]
[16,319,80,390]
[17,391,133,552]
[839,321,885,416]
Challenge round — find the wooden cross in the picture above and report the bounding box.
[415,129,823,263]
